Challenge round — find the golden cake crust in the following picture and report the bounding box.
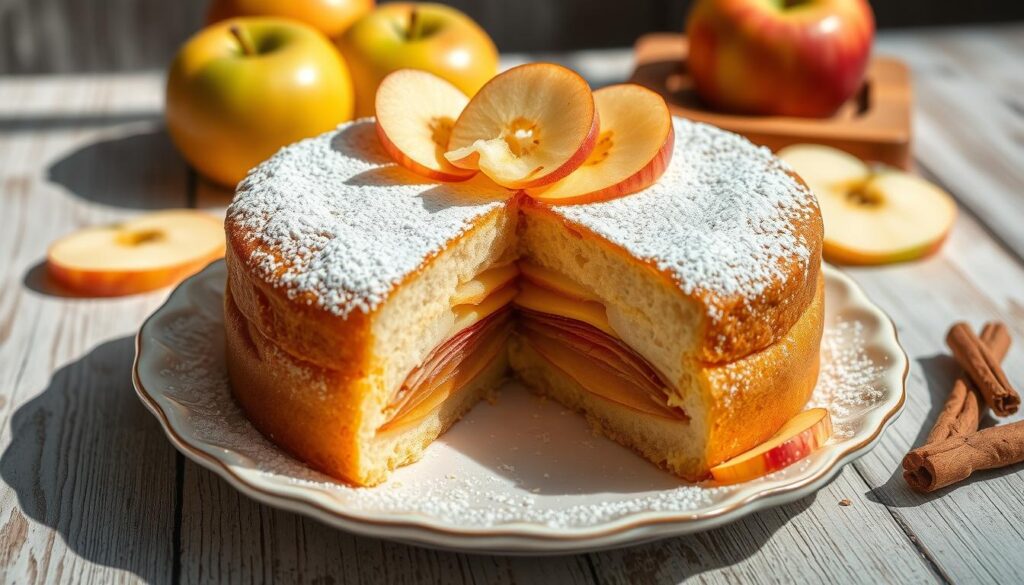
[509,276,823,481]
[228,117,822,367]
[224,286,508,486]
[224,117,825,485]
[521,195,822,364]
[226,204,515,370]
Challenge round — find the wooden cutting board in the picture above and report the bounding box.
[629,33,912,169]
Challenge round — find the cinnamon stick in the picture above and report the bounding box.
[946,322,1020,416]
[903,419,1024,493]
[927,322,1012,443]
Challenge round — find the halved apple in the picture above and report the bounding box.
[526,84,674,204]
[444,63,599,189]
[375,69,477,182]
[47,210,225,296]
[710,408,832,484]
[778,144,957,265]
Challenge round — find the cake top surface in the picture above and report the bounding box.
[227,120,510,317]
[551,117,818,311]
[228,117,818,319]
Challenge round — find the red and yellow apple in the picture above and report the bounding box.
[711,407,832,484]
[337,2,498,117]
[47,211,225,296]
[374,69,475,181]
[206,0,374,39]
[444,63,599,189]
[526,84,674,204]
[779,144,957,264]
[166,17,354,187]
[686,0,874,117]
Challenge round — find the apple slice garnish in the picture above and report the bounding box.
[710,408,832,484]
[779,144,957,265]
[47,210,225,296]
[375,69,477,182]
[444,63,599,189]
[526,84,674,204]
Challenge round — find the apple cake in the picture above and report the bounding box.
[224,116,824,486]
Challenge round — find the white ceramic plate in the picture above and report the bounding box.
[133,261,906,554]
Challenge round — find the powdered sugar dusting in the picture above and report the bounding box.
[227,119,510,317]
[554,118,818,313]
[810,320,886,439]
[139,264,900,532]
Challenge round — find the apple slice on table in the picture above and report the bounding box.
[47,210,225,297]
[444,63,599,189]
[375,69,476,182]
[526,84,674,204]
[711,408,833,484]
[779,144,957,265]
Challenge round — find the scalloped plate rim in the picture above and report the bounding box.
[133,260,907,553]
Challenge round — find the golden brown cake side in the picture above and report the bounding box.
[223,117,825,485]
[225,203,516,372]
[509,275,824,481]
[225,286,510,486]
[521,198,822,365]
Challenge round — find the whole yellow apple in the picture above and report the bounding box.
[337,2,498,117]
[166,18,354,187]
[207,0,374,39]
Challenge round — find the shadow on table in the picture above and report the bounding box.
[866,354,1011,508]
[21,260,92,298]
[0,336,814,582]
[1,336,178,583]
[178,458,816,583]
[47,123,189,209]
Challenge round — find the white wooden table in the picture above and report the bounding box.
[1,24,1022,584]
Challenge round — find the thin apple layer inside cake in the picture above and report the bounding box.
[379,260,689,435]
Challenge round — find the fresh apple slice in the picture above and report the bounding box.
[375,69,477,182]
[711,408,832,484]
[526,84,674,204]
[518,261,597,302]
[779,144,957,265]
[444,63,599,189]
[450,262,518,306]
[514,281,613,336]
[47,210,225,296]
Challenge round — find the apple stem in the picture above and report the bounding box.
[229,24,257,57]
[406,8,422,41]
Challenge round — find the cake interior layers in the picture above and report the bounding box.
[377,262,518,433]
[518,311,686,420]
[381,308,512,432]
[378,259,690,434]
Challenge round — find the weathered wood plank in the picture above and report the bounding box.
[178,464,598,584]
[588,467,939,584]
[3,23,1023,583]
[843,208,1024,585]
[806,29,1024,584]
[875,26,1024,260]
[0,75,187,584]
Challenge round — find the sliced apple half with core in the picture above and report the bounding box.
[710,407,832,484]
[526,84,674,204]
[779,144,957,265]
[47,210,225,296]
[444,63,599,189]
[375,69,476,182]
